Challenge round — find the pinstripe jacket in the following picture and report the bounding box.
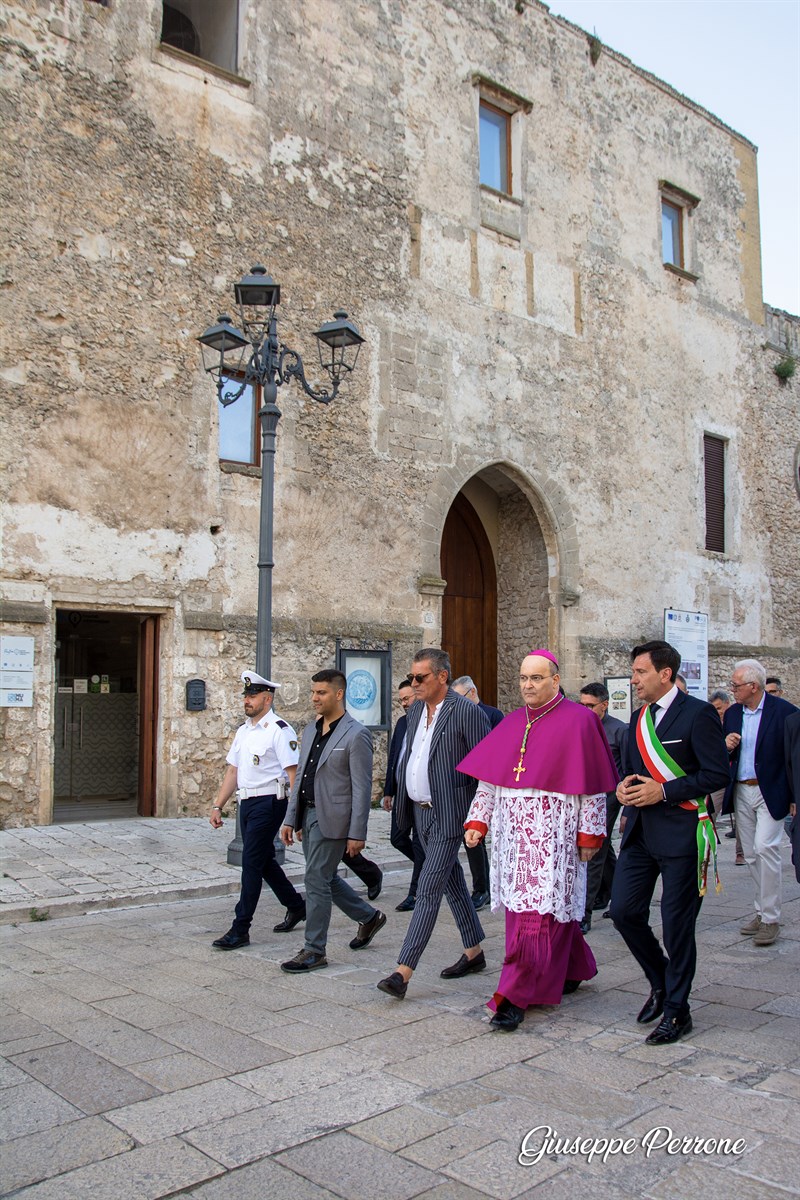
[394,688,491,839]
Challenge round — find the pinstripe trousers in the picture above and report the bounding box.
[398,804,485,970]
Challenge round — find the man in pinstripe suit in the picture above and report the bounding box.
[377,648,491,999]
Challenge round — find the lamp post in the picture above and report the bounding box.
[198,266,364,862]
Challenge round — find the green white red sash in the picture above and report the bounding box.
[636,704,721,895]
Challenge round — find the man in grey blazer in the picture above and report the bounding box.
[378,648,490,999]
[280,670,385,971]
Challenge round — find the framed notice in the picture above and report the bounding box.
[664,609,709,699]
[0,635,34,707]
[605,677,632,724]
[337,647,391,731]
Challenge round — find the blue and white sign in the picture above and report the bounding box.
[345,658,382,726]
[664,609,709,700]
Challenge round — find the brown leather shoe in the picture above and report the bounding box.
[740,915,762,936]
[440,950,486,978]
[349,910,386,950]
[753,923,779,946]
[377,971,408,999]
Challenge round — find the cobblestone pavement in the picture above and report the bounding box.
[0,818,798,1199]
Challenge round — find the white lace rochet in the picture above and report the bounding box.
[467,783,607,922]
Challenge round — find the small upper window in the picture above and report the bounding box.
[480,101,511,194]
[160,1,239,76]
[661,199,683,268]
[219,378,259,467]
[703,433,726,554]
[659,180,700,280]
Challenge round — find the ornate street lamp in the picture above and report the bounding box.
[198,265,364,862]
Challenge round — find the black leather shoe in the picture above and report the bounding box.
[562,979,581,995]
[349,910,386,950]
[646,1012,693,1045]
[280,950,328,973]
[579,915,591,934]
[471,891,490,911]
[395,895,415,912]
[212,930,250,950]
[490,1001,525,1031]
[602,909,613,919]
[367,873,383,901]
[273,903,306,933]
[440,950,486,978]
[637,987,665,1024]
[377,971,408,999]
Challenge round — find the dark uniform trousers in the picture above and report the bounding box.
[232,794,304,934]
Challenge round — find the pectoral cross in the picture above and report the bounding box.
[513,761,526,782]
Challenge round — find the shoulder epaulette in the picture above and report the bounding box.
[276,719,288,729]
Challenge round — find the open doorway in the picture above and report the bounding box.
[53,611,159,822]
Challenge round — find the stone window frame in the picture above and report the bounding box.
[472,75,532,242]
[157,0,251,91]
[659,180,700,282]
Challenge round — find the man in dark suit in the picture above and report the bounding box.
[578,682,628,931]
[377,648,490,999]
[609,640,730,1045]
[280,670,385,972]
[382,678,425,911]
[785,709,800,884]
[723,659,797,945]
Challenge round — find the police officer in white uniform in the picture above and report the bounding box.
[210,671,306,949]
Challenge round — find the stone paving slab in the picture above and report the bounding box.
[0,829,797,1198]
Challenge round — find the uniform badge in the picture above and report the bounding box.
[290,740,298,750]
[253,754,260,765]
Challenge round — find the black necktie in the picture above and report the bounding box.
[650,703,660,722]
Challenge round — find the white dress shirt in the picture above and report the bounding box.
[405,700,443,803]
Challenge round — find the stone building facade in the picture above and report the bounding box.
[1,0,797,826]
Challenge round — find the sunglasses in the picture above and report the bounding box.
[409,672,434,684]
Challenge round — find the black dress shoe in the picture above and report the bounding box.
[395,895,415,912]
[367,874,383,901]
[280,950,328,973]
[349,910,386,950]
[602,909,613,919]
[471,891,490,911]
[646,1012,693,1045]
[490,1000,525,1031]
[273,903,306,933]
[562,979,581,995]
[637,987,665,1024]
[440,950,486,978]
[377,971,408,998]
[212,930,250,950]
[579,915,591,934]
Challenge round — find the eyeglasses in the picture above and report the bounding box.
[730,681,754,691]
[409,672,433,684]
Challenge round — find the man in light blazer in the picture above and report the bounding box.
[280,669,385,972]
[723,659,797,945]
[610,640,730,1045]
[377,647,491,1000]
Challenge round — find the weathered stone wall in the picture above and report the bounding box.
[1,0,797,823]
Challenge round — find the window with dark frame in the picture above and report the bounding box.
[479,100,511,194]
[703,433,726,553]
[218,377,259,467]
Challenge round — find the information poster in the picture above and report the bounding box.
[0,635,34,707]
[664,609,709,699]
[344,656,382,727]
[605,677,632,724]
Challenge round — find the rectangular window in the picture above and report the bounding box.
[161,1,239,76]
[479,101,511,194]
[219,377,259,466]
[661,199,683,267]
[703,434,725,553]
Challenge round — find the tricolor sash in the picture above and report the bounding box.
[636,705,721,895]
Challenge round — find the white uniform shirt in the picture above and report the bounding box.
[405,700,443,803]
[226,711,299,792]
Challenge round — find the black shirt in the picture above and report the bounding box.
[299,714,343,807]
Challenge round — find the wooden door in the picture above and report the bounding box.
[440,493,498,704]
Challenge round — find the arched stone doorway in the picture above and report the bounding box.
[440,466,553,711]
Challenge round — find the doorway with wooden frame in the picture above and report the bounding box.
[440,492,498,705]
[53,610,159,822]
